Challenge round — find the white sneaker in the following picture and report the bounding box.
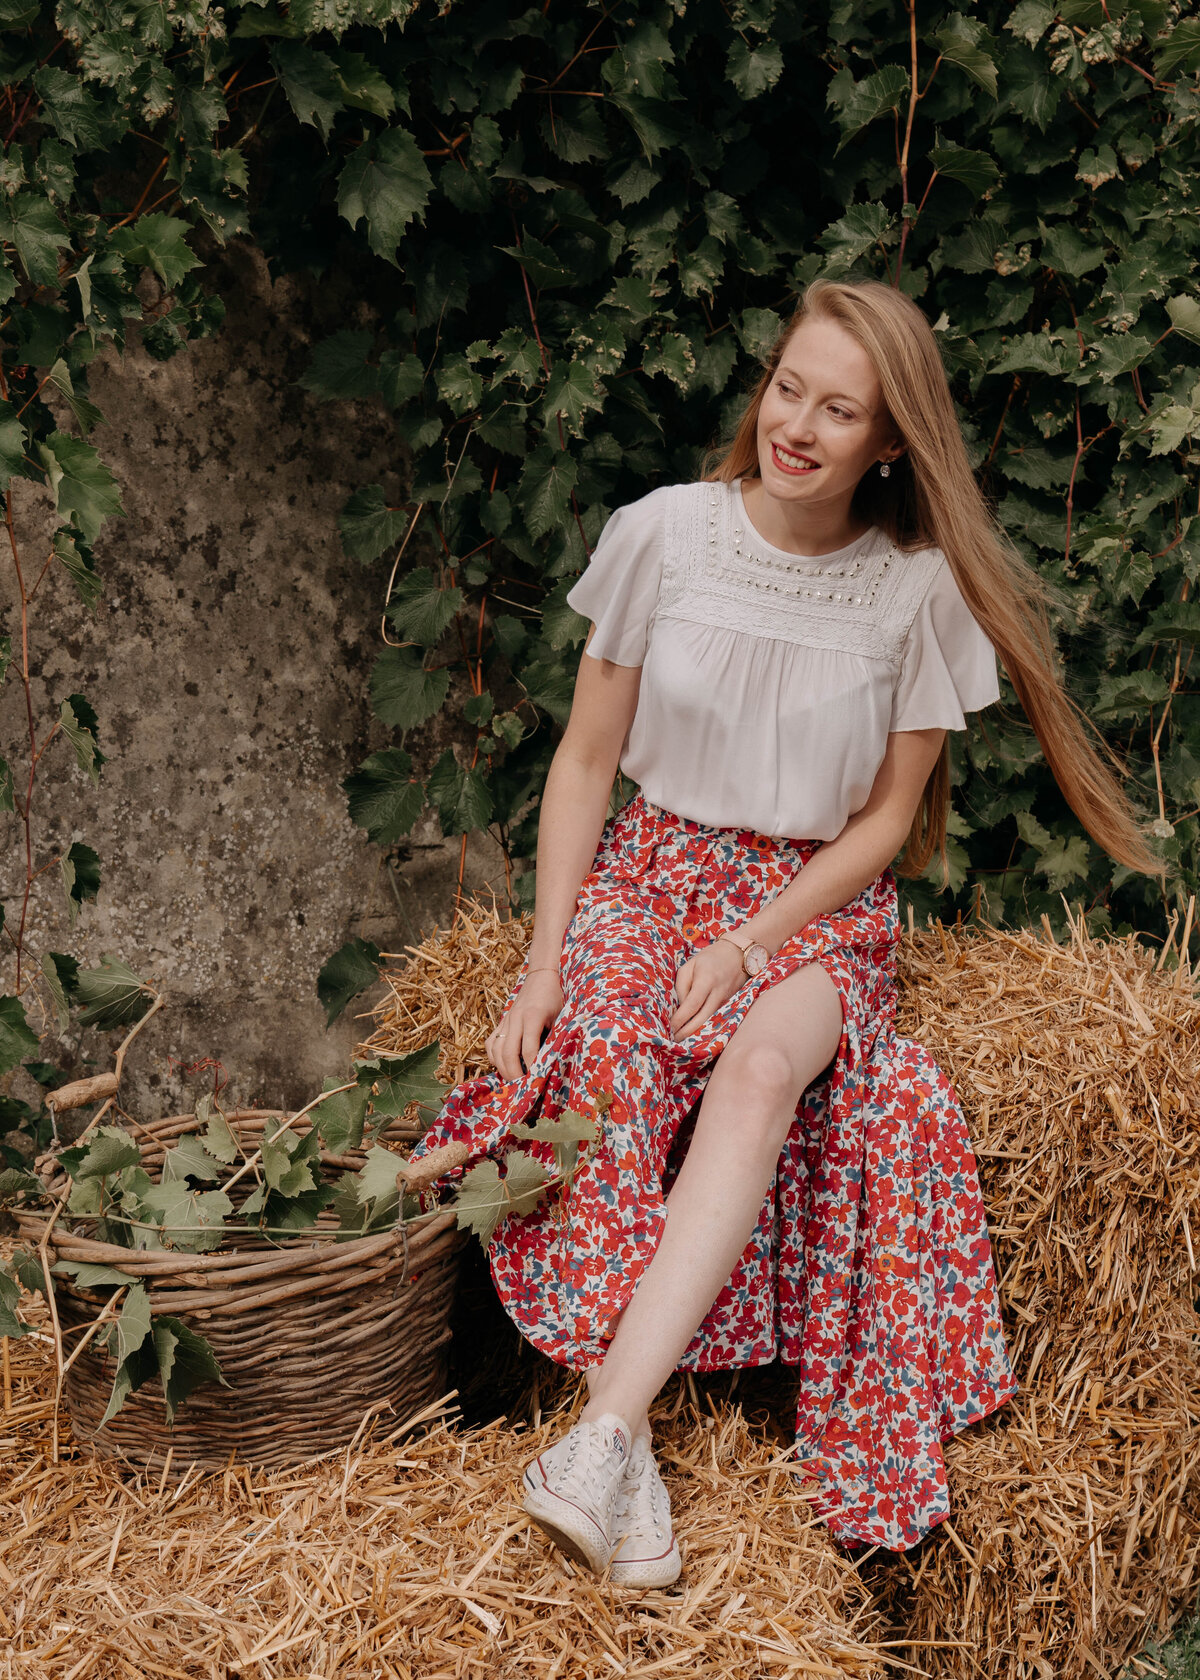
[609,1439,682,1589]
[521,1414,631,1573]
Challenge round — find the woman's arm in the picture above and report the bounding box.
[670,727,947,1039]
[488,628,641,1082]
[744,726,947,954]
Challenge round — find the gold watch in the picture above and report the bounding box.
[720,932,770,977]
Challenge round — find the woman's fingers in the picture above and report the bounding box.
[520,1018,542,1076]
[489,1016,521,1082]
[489,989,564,1081]
[670,984,720,1040]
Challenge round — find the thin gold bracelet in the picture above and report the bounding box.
[525,964,560,974]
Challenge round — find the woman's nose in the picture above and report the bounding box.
[781,406,818,442]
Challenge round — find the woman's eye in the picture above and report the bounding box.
[829,406,854,420]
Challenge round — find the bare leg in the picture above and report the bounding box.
[578,963,844,1435]
[586,1370,651,1446]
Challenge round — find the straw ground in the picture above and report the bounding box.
[3,898,1198,1676]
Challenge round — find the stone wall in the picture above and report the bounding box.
[0,239,509,1127]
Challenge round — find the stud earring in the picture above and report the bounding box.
[879,460,892,478]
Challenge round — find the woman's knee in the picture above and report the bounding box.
[720,1036,801,1099]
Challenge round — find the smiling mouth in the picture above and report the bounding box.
[771,442,820,474]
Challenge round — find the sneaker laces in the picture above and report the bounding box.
[615,1445,670,1538]
[553,1419,628,1508]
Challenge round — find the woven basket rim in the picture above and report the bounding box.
[22,1105,452,1276]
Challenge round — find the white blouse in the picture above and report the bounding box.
[564,479,1002,842]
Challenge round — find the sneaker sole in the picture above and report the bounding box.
[609,1541,682,1590]
[522,1466,614,1574]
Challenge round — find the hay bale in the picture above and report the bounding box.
[358,902,1200,1677]
[0,1288,890,1677]
[875,917,1200,1678]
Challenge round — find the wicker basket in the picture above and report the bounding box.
[15,1108,467,1475]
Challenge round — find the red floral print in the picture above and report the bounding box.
[410,793,1017,1551]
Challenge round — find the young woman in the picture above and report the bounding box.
[411,276,1162,1587]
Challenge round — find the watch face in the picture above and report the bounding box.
[744,942,769,976]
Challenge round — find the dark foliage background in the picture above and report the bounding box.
[3,0,1200,1088]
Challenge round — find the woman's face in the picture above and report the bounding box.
[754,314,904,515]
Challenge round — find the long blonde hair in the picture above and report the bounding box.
[706,276,1164,883]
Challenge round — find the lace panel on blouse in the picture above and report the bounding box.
[655,481,944,666]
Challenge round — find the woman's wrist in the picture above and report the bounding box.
[722,919,779,960]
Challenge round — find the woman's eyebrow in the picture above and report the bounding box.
[776,364,872,409]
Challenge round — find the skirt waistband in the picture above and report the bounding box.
[633,792,821,853]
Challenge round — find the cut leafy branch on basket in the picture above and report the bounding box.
[0,1036,455,1429]
[447,1098,608,1248]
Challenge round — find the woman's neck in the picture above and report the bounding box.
[738,476,871,558]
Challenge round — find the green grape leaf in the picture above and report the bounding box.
[53,527,103,611]
[139,1182,233,1252]
[109,213,201,289]
[300,327,380,400]
[339,484,411,563]
[0,1168,42,1200]
[153,1316,225,1423]
[98,1283,156,1426]
[520,449,578,542]
[818,204,894,272]
[1166,295,1200,348]
[517,1109,600,1179]
[343,749,424,845]
[0,398,26,490]
[316,936,383,1028]
[74,955,150,1030]
[356,1040,445,1128]
[32,66,105,151]
[260,1125,321,1199]
[310,1077,369,1153]
[927,142,999,199]
[353,1143,404,1218]
[543,360,605,436]
[160,1135,224,1183]
[336,126,432,264]
[832,65,909,150]
[270,41,344,140]
[387,567,463,645]
[0,995,41,1078]
[0,1270,30,1340]
[331,47,394,119]
[498,233,574,290]
[726,37,783,99]
[452,1159,504,1245]
[53,1260,136,1289]
[36,433,124,546]
[932,14,999,97]
[500,1150,551,1216]
[427,749,493,835]
[64,1124,141,1180]
[1155,18,1200,76]
[0,192,69,285]
[58,693,106,785]
[200,1107,240,1165]
[60,842,101,928]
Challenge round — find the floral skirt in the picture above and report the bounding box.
[412,791,1017,1551]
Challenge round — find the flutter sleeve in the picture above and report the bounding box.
[565,489,667,668]
[889,555,1002,732]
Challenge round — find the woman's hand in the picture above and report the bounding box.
[670,939,747,1040]
[487,971,566,1083]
